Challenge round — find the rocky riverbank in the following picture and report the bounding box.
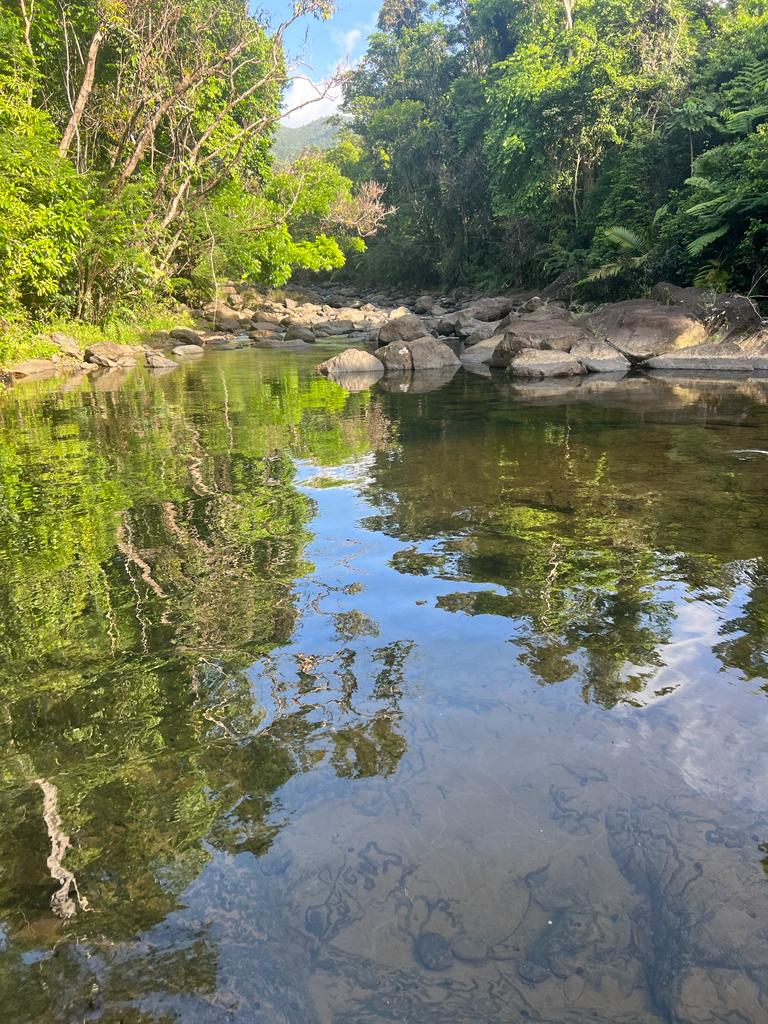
[3,279,766,389]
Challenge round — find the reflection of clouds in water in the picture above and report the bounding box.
[297,454,379,490]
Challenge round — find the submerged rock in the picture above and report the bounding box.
[414,932,453,971]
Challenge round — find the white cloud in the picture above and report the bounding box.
[281,75,344,127]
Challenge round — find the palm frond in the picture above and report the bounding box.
[580,262,627,283]
[686,225,729,257]
[602,225,645,251]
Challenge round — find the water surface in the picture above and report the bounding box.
[1,351,767,1023]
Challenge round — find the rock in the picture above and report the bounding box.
[461,335,504,366]
[201,301,243,332]
[737,331,768,368]
[571,340,631,373]
[507,320,593,353]
[145,351,177,369]
[314,320,356,337]
[414,932,453,971]
[651,283,763,338]
[451,938,489,963]
[251,321,282,334]
[588,299,706,362]
[85,341,138,367]
[172,344,205,357]
[170,326,206,344]
[645,335,768,371]
[375,337,460,373]
[252,337,311,349]
[8,358,59,378]
[285,325,316,343]
[540,268,582,302]
[507,348,585,379]
[413,294,436,314]
[316,349,384,377]
[462,296,517,322]
[520,296,545,313]
[465,322,503,346]
[377,314,431,345]
[49,332,83,359]
[388,305,412,319]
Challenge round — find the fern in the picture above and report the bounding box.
[686,225,729,257]
[603,226,645,251]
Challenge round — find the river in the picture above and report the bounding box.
[1,349,767,1022]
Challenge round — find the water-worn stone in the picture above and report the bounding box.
[377,314,431,345]
[49,332,83,359]
[375,337,460,373]
[651,282,763,338]
[588,299,706,362]
[571,340,631,373]
[414,932,453,971]
[9,358,60,378]
[170,326,206,344]
[316,349,384,377]
[645,334,768,371]
[252,337,311,349]
[85,342,138,367]
[201,301,243,332]
[461,335,504,365]
[145,351,177,369]
[462,296,517,322]
[285,325,316,343]
[507,348,585,379]
[172,344,205,357]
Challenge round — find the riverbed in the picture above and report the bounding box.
[1,348,767,1023]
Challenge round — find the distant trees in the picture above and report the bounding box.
[343,0,768,295]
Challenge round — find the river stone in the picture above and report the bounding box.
[170,327,205,344]
[252,337,311,349]
[461,334,504,365]
[588,299,706,362]
[9,358,60,378]
[414,932,453,971]
[285,325,316,343]
[251,321,282,334]
[462,296,517,322]
[85,341,138,367]
[316,349,384,377]
[452,938,489,963]
[201,301,243,332]
[645,339,755,371]
[571,340,631,373]
[651,282,763,338]
[49,332,83,359]
[507,348,585,379]
[377,314,429,345]
[376,337,460,373]
[145,351,176,369]
[314,320,356,337]
[173,344,205,357]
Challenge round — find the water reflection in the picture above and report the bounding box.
[0,354,767,1022]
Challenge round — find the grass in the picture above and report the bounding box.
[0,306,194,370]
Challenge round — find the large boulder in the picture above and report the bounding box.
[173,344,205,357]
[314,320,356,337]
[201,301,243,332]
[375,337,460,372]
[651,283,763,338]
[587,299,706,362]
[507,349,585,379]
[540,268,581,302]
[146,351,177,369]
[462,296,516,322]
[646,332,768,371]
[465,322,503,347]
[460,335,504,366]
[85,342,138,367]
[377,314,431,345]
[9,358,60,378]
[170,326,206,344]
[285,325,316,343]
[316,349,384,377]
[488,321,593,365]
[49,332,83,359]
[571,340,631,374]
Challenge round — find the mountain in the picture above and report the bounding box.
[273,117,340,163]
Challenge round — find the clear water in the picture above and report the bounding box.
[1,351,767,1023]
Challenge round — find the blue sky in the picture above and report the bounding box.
[256,2,382,125]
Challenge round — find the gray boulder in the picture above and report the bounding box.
[375,337,460,372]
[464,321,503,347]
[571,340,631,373]
[507,349,585,379]
[146,351,177,369]
[201,301,243,332]
[587,299,706,362]
[314,320,356,337]
[462,296,516,322]
[85,342,138,367]
[173,344,205,357]
[170,326,206,344]
[646,333,768,371]
[49,332,83,359]
[377,314,431,345]
[285,325,316,342]
[651,282,762,339]
[9,358,60,378]
[316,349,384,378]
[461,335,505,366]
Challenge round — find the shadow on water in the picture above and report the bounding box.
[0,351,767,1022]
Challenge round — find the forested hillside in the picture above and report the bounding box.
[341,0,768,295]
[0,1,388,363]
[274,117,340,163]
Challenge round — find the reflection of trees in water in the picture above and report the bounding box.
[365,390,768,707]
[0,363,401,1016]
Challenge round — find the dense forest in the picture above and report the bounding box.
[1,0,767,365]
[0,0,388,362]
[341,0,768,295]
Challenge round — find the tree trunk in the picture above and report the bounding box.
[59,28,105,158]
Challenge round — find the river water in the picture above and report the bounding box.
[1,349,767,1023]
